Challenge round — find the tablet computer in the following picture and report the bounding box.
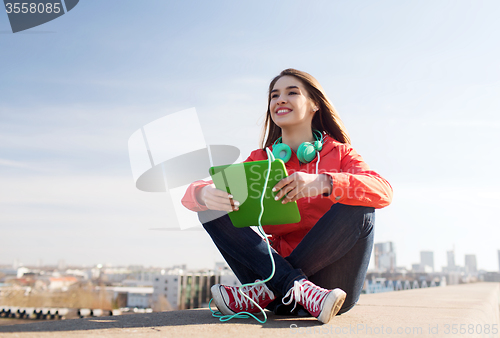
[209,159,301,228]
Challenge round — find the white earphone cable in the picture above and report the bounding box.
[316,150,321,175]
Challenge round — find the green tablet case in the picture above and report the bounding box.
[209,159,301,228]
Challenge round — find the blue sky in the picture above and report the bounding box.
[1,0,499,271]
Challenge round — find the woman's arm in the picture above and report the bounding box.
[272,145,392,209]
[181,150,261,212]
[323,145,393,209]
[181,179,214,212]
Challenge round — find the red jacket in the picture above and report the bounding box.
[181,136,393,257]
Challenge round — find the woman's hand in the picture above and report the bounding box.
[272,173,332,204]
[198,184,240,212]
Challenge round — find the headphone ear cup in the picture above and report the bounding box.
[297,142,317,163]
[272,143,292,163]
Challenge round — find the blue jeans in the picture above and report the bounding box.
[199,203,375,314]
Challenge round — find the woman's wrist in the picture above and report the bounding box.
[321,174,333,196]
[196,186,207,206]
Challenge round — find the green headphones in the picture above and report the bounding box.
[272,130,324,164]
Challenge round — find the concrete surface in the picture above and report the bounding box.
[0,282,498,338]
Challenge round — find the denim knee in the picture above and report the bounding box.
[198,209,229,225]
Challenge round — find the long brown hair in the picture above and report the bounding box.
[259,68,351,149]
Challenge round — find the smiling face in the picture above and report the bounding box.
[269,75,317,130]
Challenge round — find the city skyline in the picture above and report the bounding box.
[1,1,500,271]
[370,241,500,273]
[3,242,500,274]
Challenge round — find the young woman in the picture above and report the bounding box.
[182,69,393,324]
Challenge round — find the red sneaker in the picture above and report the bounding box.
[211,280,276,315]
[282,279,346,324]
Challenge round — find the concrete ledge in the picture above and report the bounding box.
[0,282,498,338]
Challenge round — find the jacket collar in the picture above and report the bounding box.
[319,135,342,154]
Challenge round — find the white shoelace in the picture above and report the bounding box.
[230,281,275,310]
[282,279,327,313]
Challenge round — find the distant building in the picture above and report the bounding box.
[465,254,477,274]
[215,262,240,287]
[152,266,239,311]
[49,276,78,291]
[411,264,422,272]
[178,271,218,310]
[127,288,153,308]
[100,286,153,309]
[420,251,434,272]
[446,271,461,285]
[153,273,181,310]
[214,262,227,272]
[483,272,500,283]
[16,267,30,278]
[101,267,132,284]
[219,269,240,287]
[411,263,433,273]
[65,269,89,280]
[447,250,456,271]
[125,269,161,287]
[374,242,396,272]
